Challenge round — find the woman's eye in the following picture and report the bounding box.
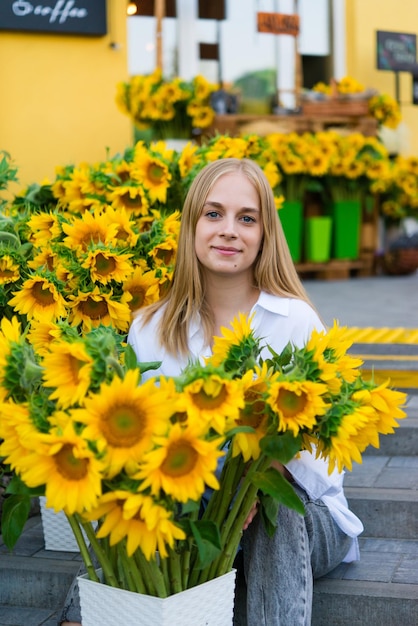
[206,211,220,219]
[241,215,256,223]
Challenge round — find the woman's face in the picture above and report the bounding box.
[194,172,263,280]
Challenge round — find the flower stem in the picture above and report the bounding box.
[66,515,100,583]
[167,546,183,595]
[77,517,119,588]
[134,549,168,598]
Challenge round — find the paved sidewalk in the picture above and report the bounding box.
[303,272,418,328]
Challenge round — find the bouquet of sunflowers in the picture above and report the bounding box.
[0,310,407,596]
[116,69,218,141]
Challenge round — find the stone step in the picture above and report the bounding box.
[345,455,418,539]
[0,605,60,625]
[313,537,418,625]
[0,516,80,616]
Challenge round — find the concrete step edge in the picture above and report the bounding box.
[345,486,418,502]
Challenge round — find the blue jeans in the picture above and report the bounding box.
[233,485,353,626]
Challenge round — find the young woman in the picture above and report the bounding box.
[60,157,362,626]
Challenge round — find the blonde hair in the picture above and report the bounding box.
[137,158,315,355]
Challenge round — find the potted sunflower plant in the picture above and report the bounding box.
[115,69,218,148]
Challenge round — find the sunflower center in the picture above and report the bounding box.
[276,388,307,417]
[32,281,56,305]
[68,354,87,383]
[148,164,165,185]
[54,444,88,480]
[161,440,198,477]
[81,230,104,248]
[80,297,109,320]
[155,247,174,265]
[0,268,17,281]
[102,404,144,447]
[95,253,116,276]
[121,192,143,209]
[192,383,228,410]
[128,287,145,311]
[238,396,266,429]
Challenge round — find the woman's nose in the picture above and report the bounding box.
[220,218,238,238]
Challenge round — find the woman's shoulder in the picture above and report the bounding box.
[127,303,166,350]
[258,291,319,318]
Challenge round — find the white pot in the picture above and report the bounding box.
[39,496,93,552]
[78,568,236,626]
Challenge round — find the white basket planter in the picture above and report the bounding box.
[78,568,237,626]
[39,496,92,552]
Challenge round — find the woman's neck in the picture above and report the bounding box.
[204,276,260,338]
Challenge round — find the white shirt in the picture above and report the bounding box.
[127,291,363,562]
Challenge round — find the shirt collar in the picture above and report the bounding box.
[252,291,290,316]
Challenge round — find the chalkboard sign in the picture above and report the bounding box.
[0,0,107,36]
[377,30,416,71]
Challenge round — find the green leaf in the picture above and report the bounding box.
[187,519,222,569]
[251,467,305,515]
[124,344,162,374]
[260,431,302,464]
[1,494,31,550]
[5,473,43,496]
[258,492,279,538]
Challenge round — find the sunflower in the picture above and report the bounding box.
[352,381,407,438]
[108,184,150,216]
[306,322,363,392]
[0,400,41,470]
[148,236,178,268]
[323,405,376,472]
[177,374,244,434]
[304,151,329,177]
[0,255,20,285]
[178,143,199,178]
[42,340,94,408]
[132,148,171,204]
[101,207,139,247]
[188,104,216,129]
[267,378,328,436]
[81,248,134,285]
[21,422,104,514]
[8,276,67,322]
[88,491,186,559]
[61,211,119,253]
[68,286,131,332]
[229,365,272,462]
[208,312,257,369]
[262,162,282,190]
[28,247,59,272]
[0,317,22,389]
[134,421,224,502]
[27,212,61,247]
[122,268,160,312]
[76,370,175,478]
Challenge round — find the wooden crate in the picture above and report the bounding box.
[302,99,370,118]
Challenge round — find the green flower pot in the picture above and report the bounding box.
[329,200,362,260]
[278,200,304,263]
[304,216,332,263]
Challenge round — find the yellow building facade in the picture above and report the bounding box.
[0,0,131,189]
[345,0,418,155]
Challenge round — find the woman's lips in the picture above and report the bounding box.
[212,246,240,256]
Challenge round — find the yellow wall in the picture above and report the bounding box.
[0,0,132,191]
[346,0,418,155]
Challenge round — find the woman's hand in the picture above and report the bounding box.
[243,498,259,530]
